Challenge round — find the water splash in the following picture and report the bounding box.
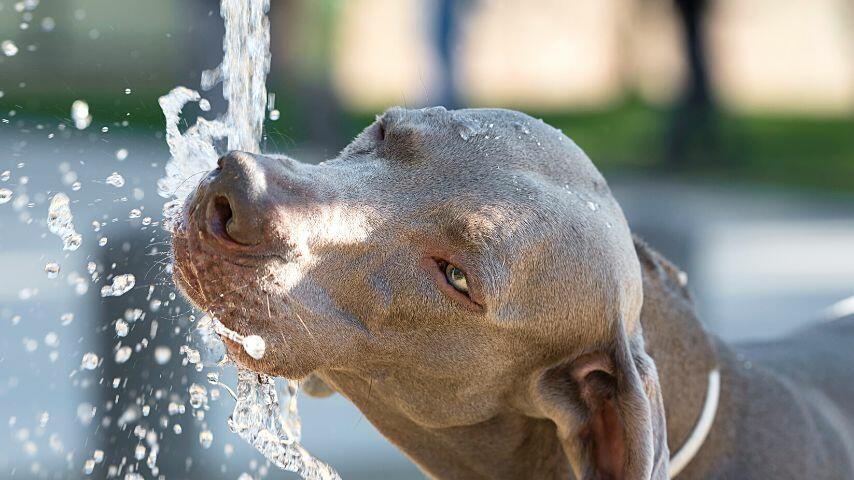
[157,0,271,218]
[47,193,82,251]
[229,369,339,480]
[105,172,125,187]
[100,274,136,297]
[159,1,339,478]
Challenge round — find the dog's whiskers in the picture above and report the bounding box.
[143,257,173,280]
[184,261,212,308]
[293,309,319,349]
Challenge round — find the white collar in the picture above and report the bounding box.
[667,368,721,478]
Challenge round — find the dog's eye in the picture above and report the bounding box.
[444,263,469,293]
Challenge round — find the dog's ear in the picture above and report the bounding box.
[534,324,668,480]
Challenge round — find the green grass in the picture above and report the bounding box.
[540,102,854,193]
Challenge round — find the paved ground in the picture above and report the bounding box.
[1,129,852,478]
[613,176,854,341]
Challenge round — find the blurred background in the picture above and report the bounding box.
[1,0,853,478]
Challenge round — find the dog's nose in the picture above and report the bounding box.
[205,151,267,245]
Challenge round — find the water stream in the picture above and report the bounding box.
[158,1,341,479]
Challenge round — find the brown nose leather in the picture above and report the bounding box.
[207,151,267,245]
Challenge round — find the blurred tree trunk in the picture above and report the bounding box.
[667,0,718,167]
[435,0,460,109]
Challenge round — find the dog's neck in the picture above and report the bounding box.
[323,369,572,479]
[322,240,718,479]
[633,239,720,467]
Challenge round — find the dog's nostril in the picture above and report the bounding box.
[212,196,233,233]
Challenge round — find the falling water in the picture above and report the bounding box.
[158,1,340,478]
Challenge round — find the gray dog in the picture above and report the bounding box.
[172,107,854,479]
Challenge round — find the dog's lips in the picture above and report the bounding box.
[174,227,290,368]
[172,224,266,314]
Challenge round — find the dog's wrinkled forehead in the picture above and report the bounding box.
[343,106,625,246]
[340,106,641,324]
[345,106,604,186]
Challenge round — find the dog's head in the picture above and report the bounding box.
[172,106,667,479]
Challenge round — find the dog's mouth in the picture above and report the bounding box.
[172,209,321,377]
[171,235,281,372]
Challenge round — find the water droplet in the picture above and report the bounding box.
[77,402,96,425]
[183,345,201,365]
[100,274,135,297]
[154,346,171,365]
[2,40,19,57]
[80,352,99,370]
[586,201,599,211]
[114,346,132,364]
[242,335,266,360]
[105,172,124,187]
[188,383,208,409]
[44,332,59,348]
[60,312,74,326]
[115,148,128,160]
[129,208,141,219]
[93,450,104,463]
[83,459,95,475]
[0,170,10,181]
[23,338,38,352]
[512,121,531,135]
[199,430,213,449]
[269,109,280,121]
[198,98,211,111]
[0,188,12,204]
[41,17,55,32]
[167,402,184,416]
[124,88,132,95]
[115,320,129,337]
[134,444,145,460]
[71,100,92,130]
[44,261,60,278]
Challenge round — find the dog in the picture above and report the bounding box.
[172,106,854,479]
